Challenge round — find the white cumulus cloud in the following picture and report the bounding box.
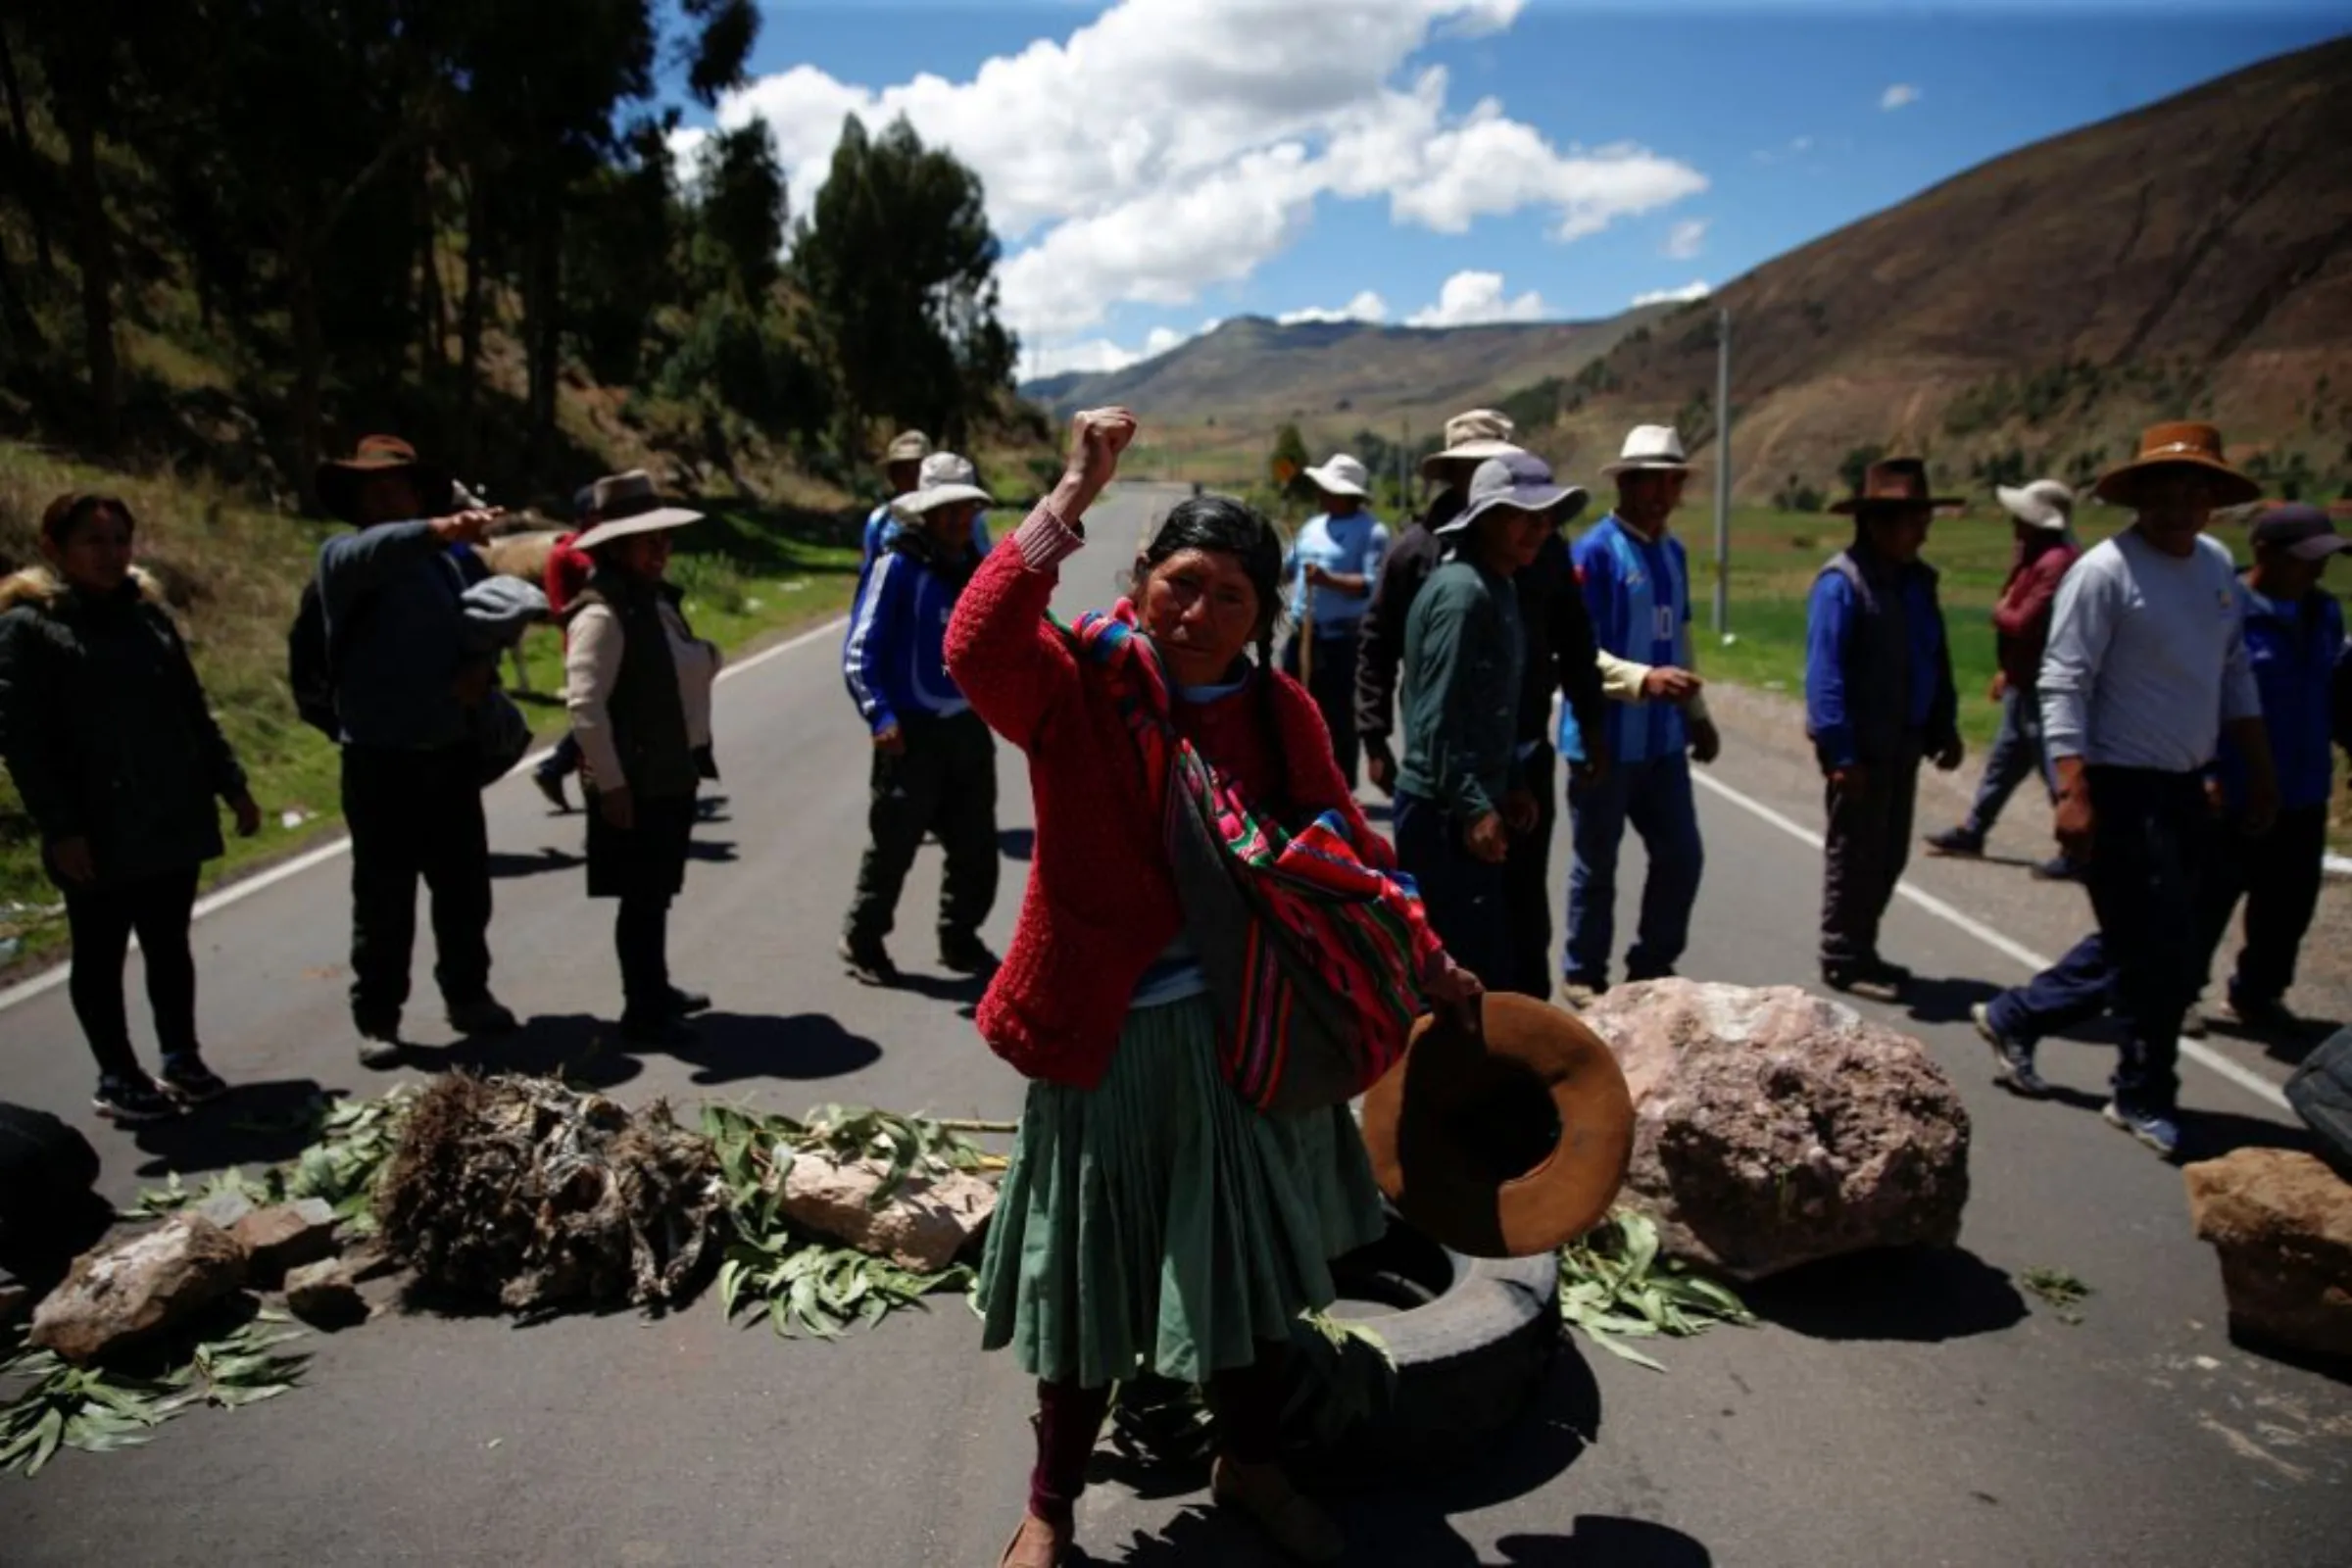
[1663,219,1708,260]
[1279,291,1391,325]
[1881,83,1920,111]
[1631,280,1712,307]
[1405,270,1547,327]
[704,0,1704,350]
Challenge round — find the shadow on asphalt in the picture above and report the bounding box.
[486,847,587,878]
[1898,973,2005,1027]
[129,1078,345,1180]
[426,1010,884,1088]
[1092,1345,1619,1564]
[1000,827,1035,862]
[685,838,740,864]
[1743,1246,2028,1342]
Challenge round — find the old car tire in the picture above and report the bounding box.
[1297,1212,1561,1481]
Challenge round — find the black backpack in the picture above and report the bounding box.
[288,575,340,739]
[2285,1027,2352,1180]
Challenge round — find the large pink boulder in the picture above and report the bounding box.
[1578,980,1972,1279]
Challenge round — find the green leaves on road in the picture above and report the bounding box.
[2021,1266,2094,1325]
[0,1318,308,1479]
[1557,1209,1756,1371]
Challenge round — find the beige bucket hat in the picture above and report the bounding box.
[1303,453,1371,499]
[890,452,996,518]
[1419,410,1521,478]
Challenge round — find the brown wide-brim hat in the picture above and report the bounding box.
[2093,420,2262,510]
[1830,456,1961,515]
[1362,993,1634,1259]
[316,434,450,523]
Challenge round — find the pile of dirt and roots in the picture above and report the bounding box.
[374,1076,722,1315]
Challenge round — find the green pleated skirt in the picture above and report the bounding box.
[977,993,1388,1389]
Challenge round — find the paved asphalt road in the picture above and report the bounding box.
[2,484,2345,1567]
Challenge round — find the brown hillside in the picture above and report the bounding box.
[1549,37,2352,502]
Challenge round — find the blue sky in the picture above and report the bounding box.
[685,3,2349,378]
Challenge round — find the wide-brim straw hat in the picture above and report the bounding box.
[1362,992,1635,1259]
[2093,421,2261,510]
[1831,457,1962,515]
[316,434,450,523]
[890,452,996,518]
[571,469,703,552]
[1303,453,1371,499]
[1995,479,2076,531]
[885,429,933,466]
[1420,409,1520,478]
[1601,423,1691,477]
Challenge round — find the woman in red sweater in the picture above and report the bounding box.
[953,410,1478,1568]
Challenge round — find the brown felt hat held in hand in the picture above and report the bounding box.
[1362,993,1635,1259]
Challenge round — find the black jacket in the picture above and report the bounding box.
[1354,493,1606,756]
[0,568,247,888]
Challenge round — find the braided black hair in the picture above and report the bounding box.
[1129,494,1286,665]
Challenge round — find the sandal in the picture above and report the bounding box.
[996,1510,1068,1568]
[1210,1456,1344,1564]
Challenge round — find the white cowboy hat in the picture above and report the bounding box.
[570,469,704,552]
[1303,453,1371,499]
[1995,478,2077,531]
[1436,452,1591,536]
[890,452,996,518]
[1601,425,1690,476]
[1420,409,1521,478]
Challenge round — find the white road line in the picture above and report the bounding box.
[0,614,852,1017]
[1691,768,2291,1112]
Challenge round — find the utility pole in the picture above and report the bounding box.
[1711,306,1733,638]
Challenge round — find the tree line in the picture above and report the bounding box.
[0,1,1019,508]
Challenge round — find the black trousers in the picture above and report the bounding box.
[2194,800,2328,1009]
[1281,630,1362,788]
[63,866,201,1081]
[1394,790,1512,990]
[341,743,493,1022]
[1820,734,1922,970]
[1502,741,1557,999]
[845,711,999,948]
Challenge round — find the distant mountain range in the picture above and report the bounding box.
[1030,37,2352,503]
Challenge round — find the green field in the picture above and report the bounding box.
[0,441,863,971]
[1678,504,2153,753]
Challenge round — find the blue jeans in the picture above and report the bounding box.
[1964,684,2057,838]
[1564,753,1703,985]
[1984,767,2207,1111]
[1395,790,1512,989]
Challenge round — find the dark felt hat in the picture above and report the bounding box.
[1830,457,1960,515]
[1361,993,1634,1259]
[316,435,450,523]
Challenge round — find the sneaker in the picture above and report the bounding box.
[1971,1002,2048,1098]
[1924,825,1984,858]
[1823,964,1902,1004]
[446,996,520,1036]
[2179,1004,2209,1040]
[159,1052,229,1103]
[93,1074,181,1124]
[531,767,572,813]
[1558,975,1606,1009]
[2103,1100,2181,1158]
[2031,857,2085,883]
[937,935,1001,976]
[668,987,712,1017]
[355,1012,403,1069]
[840,935,900,987]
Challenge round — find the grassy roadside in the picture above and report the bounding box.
[0,440,864,976]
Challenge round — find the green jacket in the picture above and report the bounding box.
[1397,558,1524,822]
[0,567,247,889]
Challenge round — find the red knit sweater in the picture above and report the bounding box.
[945,503,1394,1088]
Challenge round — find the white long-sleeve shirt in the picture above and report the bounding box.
[564,598,722,790]
[2037,528,2258,773]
